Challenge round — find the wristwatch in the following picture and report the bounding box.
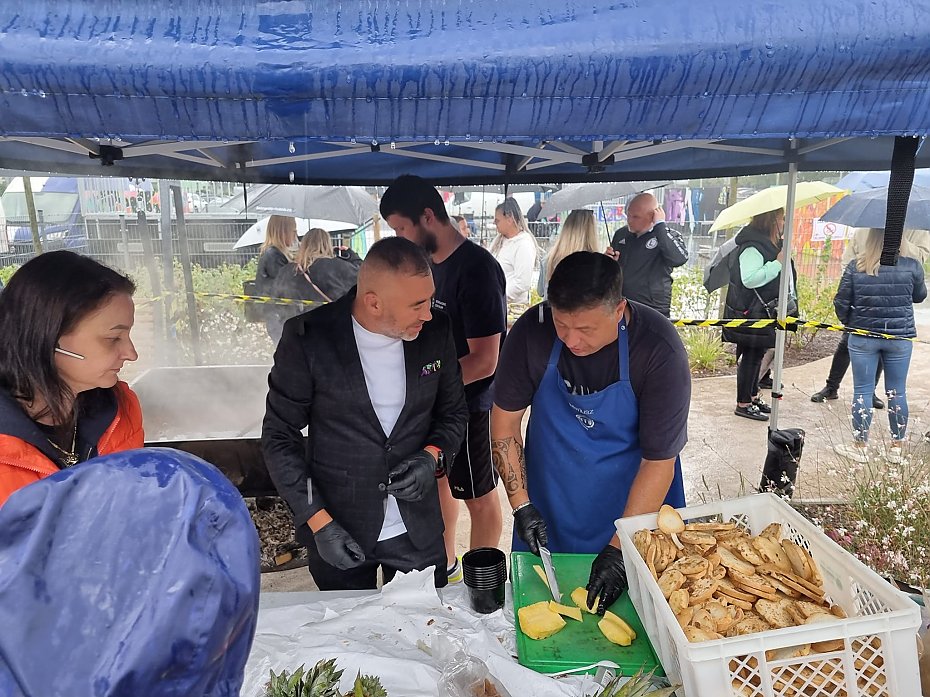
[427,445,446,478]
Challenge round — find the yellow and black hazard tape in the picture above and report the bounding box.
[136,292,321,308]
[137,291,928,345]
[672,316,929,344]
[192,292,322,307]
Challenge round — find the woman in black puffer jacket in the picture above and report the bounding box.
[265,228,361,343]
[832,228,927,464]
[722,209,797,422]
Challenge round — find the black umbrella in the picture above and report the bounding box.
[821,185,930,229]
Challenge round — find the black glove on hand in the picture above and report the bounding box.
[313,521,366,570]
[513,503,548,555]
[386,450,437,502]
[586,544,628,615]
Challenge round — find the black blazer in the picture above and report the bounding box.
[261,289,468,553]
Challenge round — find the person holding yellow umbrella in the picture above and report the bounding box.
[709,183,845,420]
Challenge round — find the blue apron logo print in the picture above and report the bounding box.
[576,414,595,430]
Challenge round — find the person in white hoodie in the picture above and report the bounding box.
[490,198,539,307]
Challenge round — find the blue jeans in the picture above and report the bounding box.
[847,335,913,442]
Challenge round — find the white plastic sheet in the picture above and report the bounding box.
[243,569,597,696]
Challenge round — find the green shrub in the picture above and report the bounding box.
[679,327,729,371]
[0,264,19,287]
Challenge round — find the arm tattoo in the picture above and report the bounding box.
[492,436,526,495]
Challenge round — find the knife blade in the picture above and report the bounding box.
[538,546,561,602]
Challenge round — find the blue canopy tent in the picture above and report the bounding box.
[1,0,930,438]
[0,1,928,185]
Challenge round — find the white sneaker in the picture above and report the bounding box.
[833,443,870,464]
[885,445,903,464]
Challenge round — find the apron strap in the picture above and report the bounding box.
[618,317,631,383]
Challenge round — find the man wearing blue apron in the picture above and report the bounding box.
[492,251,690,615]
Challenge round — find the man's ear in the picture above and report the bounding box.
[421,208,436,228]
[364,290,382,316]
[615,299,627,321]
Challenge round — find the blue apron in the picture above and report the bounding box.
[515,319,686,554]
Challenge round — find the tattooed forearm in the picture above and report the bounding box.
[492,436,526,495]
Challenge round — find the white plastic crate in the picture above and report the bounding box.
[616,494,922,697]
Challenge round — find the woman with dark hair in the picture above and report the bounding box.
[0,251,144,506]
[722,208,797,421]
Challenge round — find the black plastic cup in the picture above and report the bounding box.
[462,547,506,613]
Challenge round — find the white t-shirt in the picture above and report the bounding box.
[492,231,538,305]
[351,317,408,541]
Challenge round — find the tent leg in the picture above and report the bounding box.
[171,185,202,365]
[769,153,798,431]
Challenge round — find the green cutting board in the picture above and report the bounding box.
[511,551,664,677]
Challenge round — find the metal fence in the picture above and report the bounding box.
[1,214,259,272]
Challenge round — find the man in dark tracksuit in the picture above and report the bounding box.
[606,193,688,317]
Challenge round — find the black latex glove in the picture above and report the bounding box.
[313,520,366,570]
[513,503,548,555]
[586,544,628,615]
[386,450,437,502]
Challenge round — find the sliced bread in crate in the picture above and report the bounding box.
[616,494,922,697]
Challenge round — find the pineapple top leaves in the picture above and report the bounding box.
[264,660,388,697]
[351,671,388,697]
[265,659,344,697]
[590,667,680,697]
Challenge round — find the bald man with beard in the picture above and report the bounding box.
[262,237,468,591]
[606,193,688,317]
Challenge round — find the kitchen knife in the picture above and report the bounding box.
[539,546,561,602]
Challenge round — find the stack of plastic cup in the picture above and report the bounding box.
[462,547,507,614]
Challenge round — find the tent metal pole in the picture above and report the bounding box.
[769,152,799,431]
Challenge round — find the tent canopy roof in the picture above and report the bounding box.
[1,1,929,185]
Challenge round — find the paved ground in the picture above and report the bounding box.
[262,304,930,593]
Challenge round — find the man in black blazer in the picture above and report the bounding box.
[261,237,468,590]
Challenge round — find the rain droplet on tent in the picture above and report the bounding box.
[288,142,296,153]
[289,171,295,182]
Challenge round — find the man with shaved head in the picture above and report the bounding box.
[606,192,688,317]
[262,236,468,591]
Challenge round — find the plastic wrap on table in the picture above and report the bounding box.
[434,634,513,697]
[0,447,261,697]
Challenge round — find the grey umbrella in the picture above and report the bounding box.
[218,184,377,226]
[821,185,930,230]
[539,181,668,218]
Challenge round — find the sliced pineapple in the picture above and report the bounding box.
[570,586,599,614]
[532,564,550,590]
[548,600,583,622]
[598,611,635,646]
[518,601,567,640]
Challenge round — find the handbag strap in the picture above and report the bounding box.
[302,271,333,303]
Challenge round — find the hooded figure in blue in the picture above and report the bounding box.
[0,448,261,697]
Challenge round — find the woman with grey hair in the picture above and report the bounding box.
[490,197,538,306]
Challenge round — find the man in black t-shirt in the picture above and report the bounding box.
[380,175,507,583]
[492,251,690,616]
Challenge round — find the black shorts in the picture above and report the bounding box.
[447,410,499,500]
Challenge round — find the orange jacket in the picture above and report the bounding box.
[0,381,144,507]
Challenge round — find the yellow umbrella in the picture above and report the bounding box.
[708,182,847,232]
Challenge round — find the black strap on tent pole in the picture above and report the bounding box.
[881,136,920,266]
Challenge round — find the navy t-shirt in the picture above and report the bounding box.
[431,239,507,413]
[494,301,691,461]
